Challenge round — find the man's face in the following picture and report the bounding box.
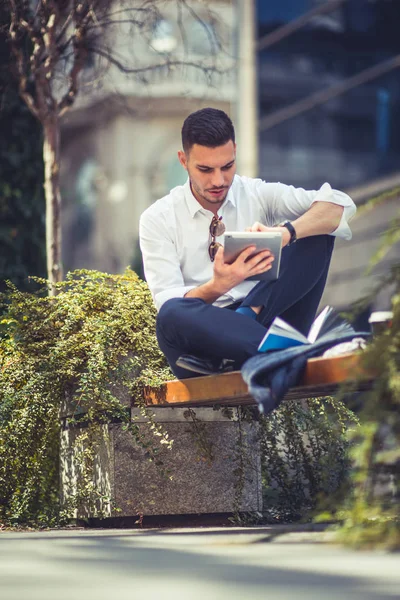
[178,140,236,211]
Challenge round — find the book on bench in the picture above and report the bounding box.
[258,306,355,352]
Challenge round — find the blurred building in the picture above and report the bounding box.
[61,0,399,318]
[60,0,235,276]
[257,0,400,315]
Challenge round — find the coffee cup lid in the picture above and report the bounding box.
[368,311,393,323]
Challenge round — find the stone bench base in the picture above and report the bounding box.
[60,407,262,519]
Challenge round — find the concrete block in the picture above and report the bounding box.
[60,407,262,518]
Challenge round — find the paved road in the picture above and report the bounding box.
[1,526,399,600]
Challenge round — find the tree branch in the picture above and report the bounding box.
[41,0,63,81]
[57,2,98,116]
[90,45,220,76]
[98,6,157,21]
[55,11,73,45]
[176,1,189,55]
[181,0,222,54]
[57,40,87,116]
[8,2,39,119]
[85,18,148,31]
[6,0,226,122]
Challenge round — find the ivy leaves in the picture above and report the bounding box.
[0,268,172,526]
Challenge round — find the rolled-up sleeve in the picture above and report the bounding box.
[309,182,356,240]
[139,210,196,311]
[258,181,356,240]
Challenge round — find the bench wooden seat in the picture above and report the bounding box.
[144,352,372,408]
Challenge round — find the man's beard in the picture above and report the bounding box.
[191,180,230,205]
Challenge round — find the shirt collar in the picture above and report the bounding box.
[183,177,236,218]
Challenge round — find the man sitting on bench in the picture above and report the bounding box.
[139,108,356,379]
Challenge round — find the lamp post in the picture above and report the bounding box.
[235,0,258,178]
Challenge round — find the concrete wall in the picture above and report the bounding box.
[321,182,400,312]
[60,0,236,276]
[61,97,233,275]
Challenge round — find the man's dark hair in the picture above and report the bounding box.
[181,107,235,153]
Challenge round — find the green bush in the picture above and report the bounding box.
[330,187,400,550]
[260,397,358,522]
[0,268,172,526]
[335,264,400,550]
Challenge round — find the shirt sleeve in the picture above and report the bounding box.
[256,180,356,240]
[139,209,196,311]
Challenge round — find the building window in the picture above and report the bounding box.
[150,19,177,53]
[187,19,219,56]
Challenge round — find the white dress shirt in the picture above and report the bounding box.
[139,175,356,311]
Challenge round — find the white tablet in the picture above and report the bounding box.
[223,231,282,281]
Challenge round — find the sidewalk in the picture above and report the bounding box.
[1,525,398,600]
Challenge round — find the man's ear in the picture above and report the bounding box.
[178,150,188,170]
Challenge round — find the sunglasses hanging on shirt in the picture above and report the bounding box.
[208,215,226,262]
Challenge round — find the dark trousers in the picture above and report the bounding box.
[156,235,335,379]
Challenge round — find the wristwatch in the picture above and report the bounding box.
[280,221,297,246]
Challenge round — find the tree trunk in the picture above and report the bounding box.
[43,117,62,294]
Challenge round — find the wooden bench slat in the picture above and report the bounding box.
[144,352,370,407]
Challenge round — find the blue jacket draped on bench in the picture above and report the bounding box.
[241,332,368,415]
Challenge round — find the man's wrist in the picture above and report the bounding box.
[209,277,229,298]
[185,278,227,304]
[279,221,297,246]
[278,226,291,247]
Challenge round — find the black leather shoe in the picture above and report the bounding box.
[176,354,236,376]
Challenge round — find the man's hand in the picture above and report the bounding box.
[184,238,274,304]
[211,245,274,297]
[246,222,291,247]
